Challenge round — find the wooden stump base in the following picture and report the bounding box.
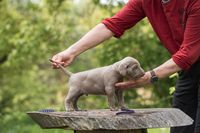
[27,108,193,132]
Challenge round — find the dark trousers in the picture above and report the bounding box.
[171,61,200,133]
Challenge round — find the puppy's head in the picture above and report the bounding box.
[118,57,145,79]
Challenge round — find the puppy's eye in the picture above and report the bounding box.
[126,65,130,68]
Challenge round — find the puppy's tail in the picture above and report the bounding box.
[57,64,73,77]
[49,59,73,77]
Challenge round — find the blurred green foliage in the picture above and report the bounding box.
[0,0,176,132]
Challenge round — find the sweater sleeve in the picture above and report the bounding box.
[172,5,200,70]
[102,0,145,38]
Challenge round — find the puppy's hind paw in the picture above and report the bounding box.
[65,108,75,112]
[110,108,118,111]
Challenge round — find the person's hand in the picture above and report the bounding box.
[51,50,75,69]
[115,71,152,90]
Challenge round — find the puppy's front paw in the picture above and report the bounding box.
[120,106,129,111]
[110,107,118,111]
[65,108,74,112]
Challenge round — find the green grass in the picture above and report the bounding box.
[148,128,170,133]
[1,126,170,133]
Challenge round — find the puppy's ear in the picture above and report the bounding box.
[118,63,129,76]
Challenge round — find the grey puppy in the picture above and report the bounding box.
[50,57,145,111]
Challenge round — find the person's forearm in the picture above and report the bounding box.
[64,23,114,56]
[154,58,182,79]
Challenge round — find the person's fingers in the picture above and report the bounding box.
[115,82,127,87]
[52,55,62,63]
[51,59,60,69]
[115,81,136,89]
[51,54,65,69]
[50,59,61,64]
[51,56,58,67]
[63,59,72,67]
[51,62,63,68]
[51,52,75,69]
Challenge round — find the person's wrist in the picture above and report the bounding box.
[67,45,81,56]
[62,49,76,58]
[145,71,152,84]
[149,70,159,83]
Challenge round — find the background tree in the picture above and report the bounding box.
[0,0,175,132]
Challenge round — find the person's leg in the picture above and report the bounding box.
[170,70,199,133]
[195,80,200,133]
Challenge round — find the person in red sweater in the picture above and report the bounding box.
[51,0,200,132]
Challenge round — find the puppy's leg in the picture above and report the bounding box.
[72,93,83,111]
[65,95,73,111]
[105,87,117,111]
[116,90,126,110]
[65,87,81,111]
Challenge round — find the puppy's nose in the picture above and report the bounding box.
[139,72,145,77]
[139,70,145,77]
